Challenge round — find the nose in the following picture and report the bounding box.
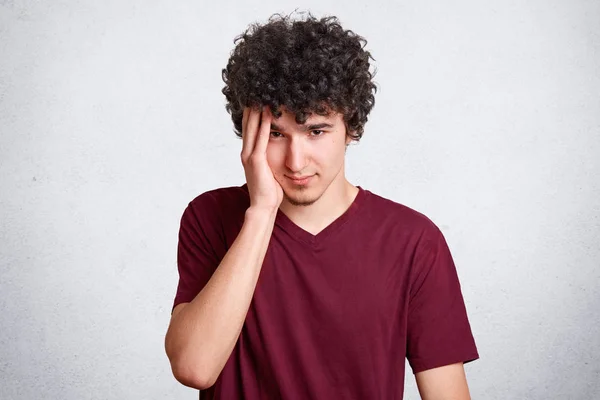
[285,137,309,173]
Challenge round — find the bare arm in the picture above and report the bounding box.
[165,106,282,390]
[415,363,472,400]
[165,206,276,389]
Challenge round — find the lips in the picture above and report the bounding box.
[287,175,314,184]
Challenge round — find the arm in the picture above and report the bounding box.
[165,206,277,389]
[415,363,471,400]
[165,106,281,390]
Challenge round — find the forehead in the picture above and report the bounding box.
[272,106,343,128]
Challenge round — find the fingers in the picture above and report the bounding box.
[242,107,250,134]
[254,106,272,155]
[241,107,248,153]
[242,107,259,157]
[241,107,254,158]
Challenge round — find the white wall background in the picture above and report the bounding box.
[1,0,599,399]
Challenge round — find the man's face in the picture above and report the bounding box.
[266,106,352,207]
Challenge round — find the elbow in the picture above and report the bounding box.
[170,360,216,390]
[165,336,216,390]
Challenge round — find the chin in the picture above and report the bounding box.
[282,185,321,207]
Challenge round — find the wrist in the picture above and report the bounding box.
[245,205,278,221]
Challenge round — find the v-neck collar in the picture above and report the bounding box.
[240,183,367,248]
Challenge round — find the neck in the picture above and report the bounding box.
[279,176,359,235]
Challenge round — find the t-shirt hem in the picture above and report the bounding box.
[171,295,194,314]
[409,351,480,374]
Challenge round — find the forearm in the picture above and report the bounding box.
[165,206,277,388]
[415,363,472,400]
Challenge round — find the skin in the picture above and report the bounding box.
[254,105,473,399]
[415,363,472,400]
[260,105,359,235]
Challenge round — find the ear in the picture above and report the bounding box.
[345,133,354,146]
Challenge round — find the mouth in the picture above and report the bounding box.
[286,175,314,185]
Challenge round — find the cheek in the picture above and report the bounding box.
[266,147,281,168]
[318,138,345,162]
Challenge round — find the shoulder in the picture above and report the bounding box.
[188,183,249,207]
[187,184,249,211]
[363,189,442,239]
[182,183,250,228]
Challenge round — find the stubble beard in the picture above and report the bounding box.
[283,186,319,207]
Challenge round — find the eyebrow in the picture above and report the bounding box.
[270,122,334,132]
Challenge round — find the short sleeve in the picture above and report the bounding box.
[171,193,223,313]
[406,225,479,373]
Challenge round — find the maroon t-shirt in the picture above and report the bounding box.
[172,183,479,399]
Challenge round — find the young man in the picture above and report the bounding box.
[165,13,479,399]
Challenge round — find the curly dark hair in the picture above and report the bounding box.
[221,11,377,142]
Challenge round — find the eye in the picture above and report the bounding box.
[270,131,283,138]
[311,130,324,137]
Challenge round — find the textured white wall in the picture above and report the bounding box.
[1,1,599,399]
